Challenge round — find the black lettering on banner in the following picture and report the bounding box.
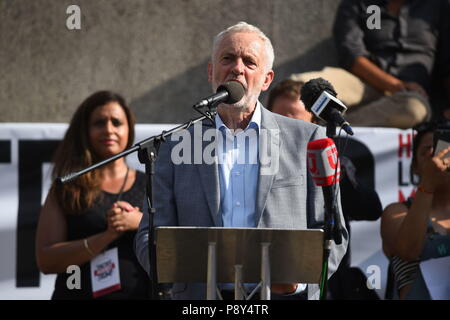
[16,140,59,287]
[398,161,409,186]
[0,140,11,163]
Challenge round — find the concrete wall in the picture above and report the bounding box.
[0,0,339,123]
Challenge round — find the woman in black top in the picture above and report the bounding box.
[36,91,150,299]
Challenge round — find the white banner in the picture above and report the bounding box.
[0,123,416,299]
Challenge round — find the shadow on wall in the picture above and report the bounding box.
[130,59,212,124]
[131,38,338,124]
[261,37,338,105]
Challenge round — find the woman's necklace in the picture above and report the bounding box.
[115,166,130,202]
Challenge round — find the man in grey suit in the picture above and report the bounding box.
[135,21,348,300]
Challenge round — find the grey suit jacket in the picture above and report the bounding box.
[135,105,348,300]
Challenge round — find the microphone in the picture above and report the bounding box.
[301,78,354,136]
[194,81,245,109]
[307,138,343,245]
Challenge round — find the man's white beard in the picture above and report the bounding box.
[212,81,262,111]
[228,90,260,111]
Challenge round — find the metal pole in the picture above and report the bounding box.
[261,242,271,300]
[207,242,217,300]
[234,265,243,300]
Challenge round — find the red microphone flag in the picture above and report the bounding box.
[307,138,341,186]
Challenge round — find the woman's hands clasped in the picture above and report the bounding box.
[106,201,143,235]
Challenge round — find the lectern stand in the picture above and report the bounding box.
[156,227,324,300]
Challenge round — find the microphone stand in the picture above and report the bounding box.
[319,122,343,300]
[326,122,337,140]
[57,108,216,300]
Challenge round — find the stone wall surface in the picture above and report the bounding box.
[0,0,339,123]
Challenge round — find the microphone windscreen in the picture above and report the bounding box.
[307,138,341,186]
[218,81,245,104]
[300,78,337,111]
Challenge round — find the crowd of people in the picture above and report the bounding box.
[35,0,450,300]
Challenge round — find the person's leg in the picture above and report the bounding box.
[290,67,380,107]
[344,91,431,129]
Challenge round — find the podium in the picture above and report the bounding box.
[156,227,324,300]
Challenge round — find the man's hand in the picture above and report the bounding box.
[271,283,298,295]
[387,80,428,98]
[387,78,407,94]
[350,57,428,99]
[403,81,428,98]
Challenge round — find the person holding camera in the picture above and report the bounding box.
[381,123,450,299]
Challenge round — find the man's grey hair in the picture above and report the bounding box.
[212,21,275,72]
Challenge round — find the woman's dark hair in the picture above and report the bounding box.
[411,122,435,175]
[51,91,135,215]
